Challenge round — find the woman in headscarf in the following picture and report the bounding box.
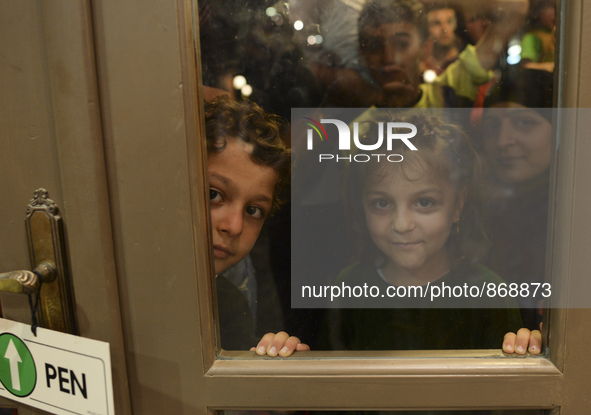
[480,68,554,330]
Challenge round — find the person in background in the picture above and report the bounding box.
[462,6,491,45]
[354,0,528,109]
[520,0,556,71]
[420,4,464,76]
[289,0,528,109]
[479,67,553,352]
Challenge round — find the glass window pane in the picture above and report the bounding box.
[198,0,557,354]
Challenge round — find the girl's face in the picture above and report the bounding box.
[208,137,277,275]
[362,161,464,283]
[483,103,552,184]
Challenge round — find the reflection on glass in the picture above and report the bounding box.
[198,0,556,353]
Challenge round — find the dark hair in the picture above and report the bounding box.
[358,0,428,47]
[526,0,556,30]
[204,96,291,213]
[484,68,554,110]
[344,111,488,266]
[425,3,457,16]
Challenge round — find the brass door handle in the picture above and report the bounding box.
[0,261,56,295]
[0,189,76,334]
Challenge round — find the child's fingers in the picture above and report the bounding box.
[253,332,310,357]
[503,328,544,355]
[514,328,533,354]
[267,331,290,356]
[296,343,311,352]
[502,331,517,354]
[528,330,542,354]
[254,332,281,356]
[277,337,310,357]
[503,328,532,355]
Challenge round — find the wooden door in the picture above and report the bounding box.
[2,0,591,414]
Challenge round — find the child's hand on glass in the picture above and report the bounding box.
[503,324,543,355]
[251,332,310,357]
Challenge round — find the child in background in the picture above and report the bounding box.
[321,112,524,351]
[205,96,308,356]
[520,0,556,70]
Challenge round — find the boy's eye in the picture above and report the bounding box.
[365,40,384,52]
[210,189,223,203]
[394,39,410,50]
[245,205,265,220]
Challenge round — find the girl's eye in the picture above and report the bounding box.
[245,205,265,220]
[372,199,391,210]
[416,198,434,209]
[210,189,223,203]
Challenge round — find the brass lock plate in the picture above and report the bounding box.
[25,188,76,334]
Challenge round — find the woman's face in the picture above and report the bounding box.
[483,103,552,184]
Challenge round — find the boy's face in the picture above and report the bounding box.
[427,8,457,47]
[362,161,463,282]
[360,22,423,100]
[208,138,278,275]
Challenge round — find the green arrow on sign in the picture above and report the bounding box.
[5,339,22,391]
[0,333,36,397]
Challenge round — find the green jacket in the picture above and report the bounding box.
[320,261,522,350]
